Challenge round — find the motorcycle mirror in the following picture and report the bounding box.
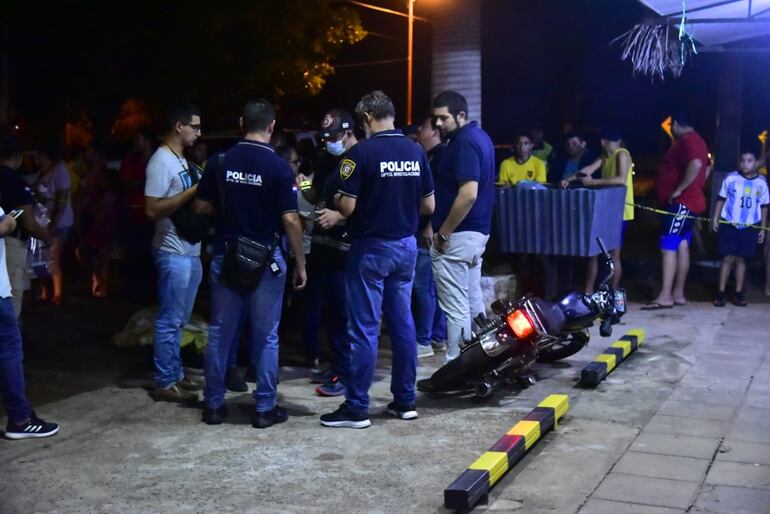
[596,237,615,288]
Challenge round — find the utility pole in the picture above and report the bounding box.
[407,0,415,125]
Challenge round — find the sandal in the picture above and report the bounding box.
[641,302,674,311]
[713,292,726,307]
[733,292,747,307]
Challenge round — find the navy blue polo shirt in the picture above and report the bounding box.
[432,121,495,235]
[197,140,297,246]
[338,129,434,240]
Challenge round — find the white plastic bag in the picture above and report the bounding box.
[27,202,52,278]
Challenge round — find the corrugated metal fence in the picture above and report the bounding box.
[494,187,625,256]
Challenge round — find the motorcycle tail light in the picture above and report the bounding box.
[507,310,534,339]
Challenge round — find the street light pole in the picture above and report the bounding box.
[407,0,415,125]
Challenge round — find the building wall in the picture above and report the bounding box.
[431,0,483,126]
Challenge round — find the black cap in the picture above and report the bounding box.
[600,126,622,142]
[320,109,355,140]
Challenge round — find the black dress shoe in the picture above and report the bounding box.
[202,405,229,425]
[252,406,288,429]
[225,367,248,392]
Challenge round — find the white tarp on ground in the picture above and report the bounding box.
[638,0,770,46]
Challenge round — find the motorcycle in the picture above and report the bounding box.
[417,238,626,399]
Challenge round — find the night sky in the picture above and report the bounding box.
[5,0,769,167]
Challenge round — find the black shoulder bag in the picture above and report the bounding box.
[216,153,279,292]
[170,163,211,244]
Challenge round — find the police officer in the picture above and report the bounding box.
[320,91,435,429]
[194,98,307,428]
[298,110,358,397]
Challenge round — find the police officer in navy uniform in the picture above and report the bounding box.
[194,98,307,428]
[320,91,435,429]
[297,110,358,397]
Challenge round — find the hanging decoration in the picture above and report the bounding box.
[612,0,698,80]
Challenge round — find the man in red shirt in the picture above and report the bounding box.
[644,111,710,309]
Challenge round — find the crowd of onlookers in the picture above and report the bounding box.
[1,97,769,436]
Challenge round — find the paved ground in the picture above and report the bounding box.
[1,301,769,514]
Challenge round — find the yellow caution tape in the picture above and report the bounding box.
[627,202,770,232]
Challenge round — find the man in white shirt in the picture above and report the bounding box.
[0,206,59,439]
[144,104,205,402]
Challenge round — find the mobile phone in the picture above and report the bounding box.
[10,208,23,220]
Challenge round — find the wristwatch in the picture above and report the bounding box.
[437,233,449,242]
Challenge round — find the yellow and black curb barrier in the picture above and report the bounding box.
[580,329,646,387]
[443,394,569,511]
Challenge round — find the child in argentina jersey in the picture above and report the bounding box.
[718,170,769,228]
[712,150,769,307]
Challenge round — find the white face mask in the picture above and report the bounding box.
[326,137,345,156]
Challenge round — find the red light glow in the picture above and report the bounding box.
[507,310,534,339]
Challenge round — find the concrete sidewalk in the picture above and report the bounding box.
[1,303,768,513]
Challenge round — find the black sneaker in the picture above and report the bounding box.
[177,375,204,392]
[385,401,418,420]
[202,404,229,425]
[243,365,256,383]
[225,367,248,392]
[713,291,726,307]
[320,402,371,429]
[252,406,288,429]
[5,414,59,440]
[733,291,748,307]
[310,368,334,384]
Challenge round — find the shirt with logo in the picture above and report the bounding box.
[337,129,434,240]
[144,147,200,256]
[498,155,548,186]
[718,171,770,227]
[432,121,496,235]
[197,140,297,247]
[311,151,351,267]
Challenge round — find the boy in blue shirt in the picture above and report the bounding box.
[712,149,769,306]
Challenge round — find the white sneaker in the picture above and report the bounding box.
[417,344,435,358]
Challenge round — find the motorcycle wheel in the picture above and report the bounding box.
[536,330,590,363]
[430,342,489,391]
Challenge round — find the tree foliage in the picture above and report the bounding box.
[7,0,367,130]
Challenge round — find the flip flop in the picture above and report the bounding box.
[641,302,674,311]
[674,301,687,306]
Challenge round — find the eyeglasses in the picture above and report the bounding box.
[184,123,202,133]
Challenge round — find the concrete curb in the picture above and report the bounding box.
[443,394,570,511]
[580,329,646,387]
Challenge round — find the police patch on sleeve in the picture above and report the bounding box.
[340,158,356,180]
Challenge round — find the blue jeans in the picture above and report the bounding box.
[0,297,31,424]
[226,307,248,368]
[302,255,349,378]
[413,248,447,346]
[152,249,202,388]
[344,237,418,414]
[204,250,286,412]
